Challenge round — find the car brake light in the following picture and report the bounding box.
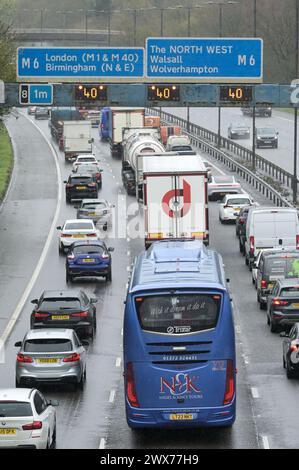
[239,218,245,225]
[224,205,233,209]
[61,233,69,238]
[66,184,73,188]
[272,298,289,306]
[102,253,109,259]
[88,233,97,237]
[296,235,299,249]
[17,354,33,363]
[249,236,255,255]
[22,421,42,431]
[223,360,235,405]
[126,362,139,408]
[261,280,267,289]
[33,312,49,318]
[290,342,299,352]
[88,183,96,188]
[67,254,75,260]
[63,353,81,362]
[71,311,88,318]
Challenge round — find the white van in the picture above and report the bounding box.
[244,207,299,268]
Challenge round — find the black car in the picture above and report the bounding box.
[267,278,299,333]
[242,106,272,117]
[35,107,49,120]
[255,127,279,149]
[281,323,299,379]
[256,250,299,310]
[122,170,136,196]
[30,290,97,339]
[64,173,98,203]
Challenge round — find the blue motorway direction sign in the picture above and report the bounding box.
[19,84,53,105]
[146,38,263,82]
[17,47,144,82]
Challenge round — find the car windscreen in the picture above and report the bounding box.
[257,128,276,135]
[70,176,93,184]
[76,165,98,173]
[0,402,32,417]
[171,145,193,151]
[39,297,81,310]
[24,339,73,352]
[135,294,221,334]
[77,158,95,163]
[280,287,299,297]
[82,202,106,210]
[64,222,94,230]
[73,245,105,255]
[226,198,251,205]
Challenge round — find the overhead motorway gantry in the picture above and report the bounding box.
[1,82,299,109]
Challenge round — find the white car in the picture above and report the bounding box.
[0,388,57,449]
[208,175,242,201]
[219,193,254,223]
[72,154,98,171]
[57,219,99,253]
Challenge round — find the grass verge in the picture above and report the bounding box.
[0,122,13,202]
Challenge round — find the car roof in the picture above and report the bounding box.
[24,329,75,341]
[0,388,36,402]
[81,199,107,204]
[225,193,250,199]
[76,154,96,159]
[277,278,299,287]
[70,173,94,178]
[64,219,94,224]
[41,289,82,299]
[261,249,299,259]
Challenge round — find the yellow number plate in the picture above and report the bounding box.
[73,234,85,238]
[76,186,86,190]
[37,358,59,364]
[170,414,194,421]
[0,429,17,435]
[292,303,299,308]
[52,315,70,320]
[83,259,95,263]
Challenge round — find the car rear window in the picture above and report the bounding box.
[70,176,93,184]
[77,158,96,163]
[24,339,73,352]
[65,222,94,230]
[135,294,221,334]
[265,257,299,277]
[39,297,81,310]
[213,176,235,184]
[73,245,105,255]
[226,198,251,205]
[0,402,32,417]
[82,202,106,210]
[280,287,299,297]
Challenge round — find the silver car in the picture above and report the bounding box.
[15,329,88,390]
[76,199,114,230]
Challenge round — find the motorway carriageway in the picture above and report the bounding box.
[0,110,298,449]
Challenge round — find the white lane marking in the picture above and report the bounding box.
[261,435,270,449]
[0,114,62,346]
[127,250,131,256]
[251,387,259,399]
[121,328,123,336]
[115,357,122,368]
[109,389,116,403]
[99,438,106,449]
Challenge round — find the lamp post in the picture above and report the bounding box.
[293,0,299,205]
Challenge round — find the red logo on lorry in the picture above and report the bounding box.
[162,179,191,218]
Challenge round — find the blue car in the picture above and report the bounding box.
[66,240,114,283]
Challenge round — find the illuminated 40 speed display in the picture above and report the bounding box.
[220,85,253,103]
[147,84,180,102]
[75,84,108,102]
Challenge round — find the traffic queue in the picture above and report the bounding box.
[1,103,299,448]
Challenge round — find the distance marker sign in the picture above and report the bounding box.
[146,38,263,83]
[17,47,144,82]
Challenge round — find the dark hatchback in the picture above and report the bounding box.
[64,173,98,203]
[66,240,114,283]
[30,290,97,339]
[122,170,136,196]
[281,323,299,379]
[267,279,299,333]
[256,251,299,310]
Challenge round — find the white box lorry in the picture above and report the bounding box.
[108,107,145,158]
[141,154,209,248]
[63,120,93,162]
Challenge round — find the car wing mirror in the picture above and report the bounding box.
[108,247,115,252]
[31,299,38,304]
[48,400,59,407]
[90,298,98,303]
[14,341,22,347]
[56,226,62,230]
[81,340,90,347]
[279,332,288,338]
[63,180,67,184]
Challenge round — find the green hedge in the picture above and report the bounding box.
[0,123,13,201]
